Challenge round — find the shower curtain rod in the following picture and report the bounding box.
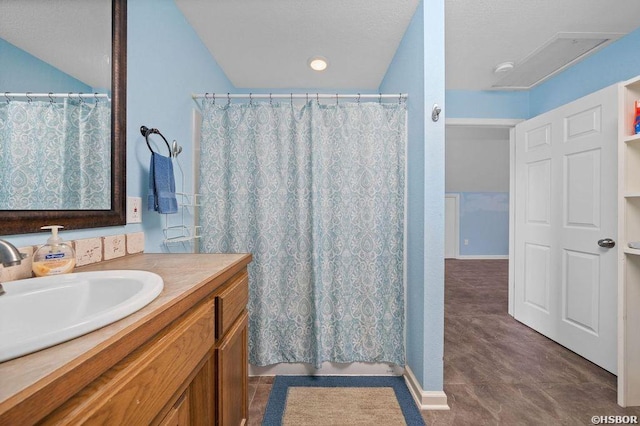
[193,93,407,100]
[3,92,110,99]
[192,92,407,110]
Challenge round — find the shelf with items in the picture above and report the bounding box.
[617,74,640,407]
[621,77,640,138]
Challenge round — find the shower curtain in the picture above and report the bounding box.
[0,99,111,210]
[199,100,406,367]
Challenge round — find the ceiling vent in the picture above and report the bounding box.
[491,32,623,90]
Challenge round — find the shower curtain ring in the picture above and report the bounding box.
[26,92,32,103]
[379,93,382,104]
[357,93,361,104]
[212,93,216,105]
[336,94,339,105]
[269,93,273,106]
[249,93,253,105]
[4,92,10,104]
[306,93,309,103]
[227,93,231,106]
[48,92,55,104]
[94,92,99,103]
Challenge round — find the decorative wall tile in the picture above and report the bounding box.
[103,234,126,260]
[75,237,103,266]
[126,232,145,254]
[0,246,34,282]
[3,232,144,283]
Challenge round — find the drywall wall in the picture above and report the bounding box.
[530,27,640,116]
[446,126,510,257]
[445,126,509,192]
[3,0,235,249]
[0,37,91,93]
[382,0,446,394]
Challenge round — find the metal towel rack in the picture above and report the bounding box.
[140,125,171,157]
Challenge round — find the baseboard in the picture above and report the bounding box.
[456,255,509,260]
[403,366,450,410]
[249,362,404,376]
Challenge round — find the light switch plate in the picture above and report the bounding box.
[127,196,142,223]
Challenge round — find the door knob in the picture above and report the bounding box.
[598,238,616,248]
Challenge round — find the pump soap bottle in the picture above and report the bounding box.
[32,225,76,277]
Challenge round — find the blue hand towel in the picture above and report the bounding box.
[148,152,178,214]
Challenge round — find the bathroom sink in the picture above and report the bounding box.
[0,270,163,362]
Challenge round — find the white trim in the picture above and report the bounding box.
[249,362,404,376]
[444,194,460,258]
[403,112,408,373]
[456,255,509,260]
[403,365,449,410]
[508,127,516,316]
[446,118,523,128]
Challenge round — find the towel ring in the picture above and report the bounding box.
[140,125,171,157]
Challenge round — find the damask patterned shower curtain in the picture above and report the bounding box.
[0,99,110,209]
[199,100,406,367]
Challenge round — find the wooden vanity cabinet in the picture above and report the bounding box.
[215,270,249,426]
[40,268,250,426]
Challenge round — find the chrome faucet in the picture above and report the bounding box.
[0,239,27,295]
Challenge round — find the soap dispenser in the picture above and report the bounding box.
[32,225,76,277]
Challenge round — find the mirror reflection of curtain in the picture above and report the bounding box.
[0,99,111,210]
[199,101,406,368]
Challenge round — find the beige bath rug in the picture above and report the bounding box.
[282,386,406,425]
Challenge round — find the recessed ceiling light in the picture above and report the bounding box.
[309,56,328,71]
[494,61,514,74]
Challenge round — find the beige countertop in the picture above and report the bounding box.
[0,252,251,424]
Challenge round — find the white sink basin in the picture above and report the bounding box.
[0,270,163,362]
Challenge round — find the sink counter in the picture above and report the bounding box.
[0,253,251,425]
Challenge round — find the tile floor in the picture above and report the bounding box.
[248,259,640,425]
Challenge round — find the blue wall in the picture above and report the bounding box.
[0,38,91,94]
[127,0,235,252]
[446,90,529,119]
[380,1,426,389]
[446,26,640,120]
[381,0,445,393]
[3,0,235,249]
[456,192,509,256]
[530,27,640,116]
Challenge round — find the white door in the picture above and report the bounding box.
[445,195,459,258]
[514,85,618,373]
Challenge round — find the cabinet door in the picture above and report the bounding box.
[217,311,248,426]
[159,390,190,426]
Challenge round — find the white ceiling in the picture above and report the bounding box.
[0,0,111,89]
[446,0,640,90]
[3,1,640,92]
[175,0,420,90]
[177,0,640,91]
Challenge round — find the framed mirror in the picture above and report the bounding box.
[0,0,126,235]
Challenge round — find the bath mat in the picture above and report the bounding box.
[262,376,425,426]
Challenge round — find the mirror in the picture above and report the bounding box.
[0,0,126,234]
